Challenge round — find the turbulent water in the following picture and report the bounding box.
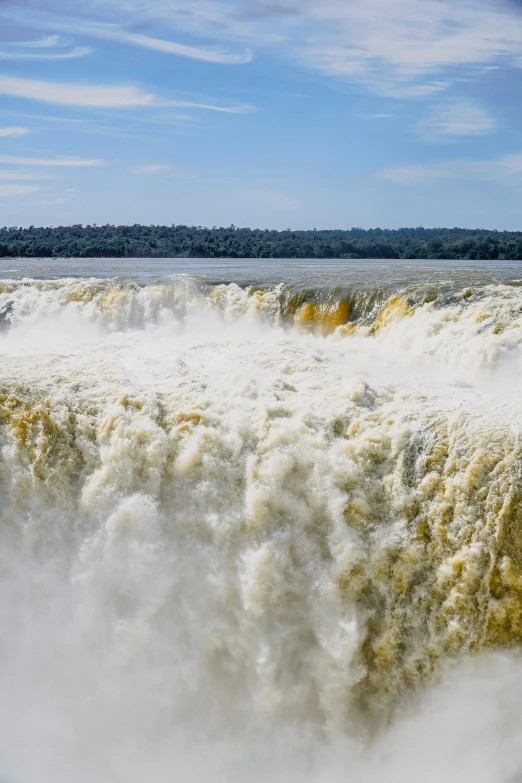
[2,258,522,783]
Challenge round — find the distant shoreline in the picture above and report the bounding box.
[2,224,522,260]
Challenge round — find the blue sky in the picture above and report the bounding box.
[2,0,522,229]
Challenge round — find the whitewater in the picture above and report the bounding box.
[1,257,522,783]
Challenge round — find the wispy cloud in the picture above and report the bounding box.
[244,188,301,210]
[27,198,67,205]
[129,163,173,174]
[4,0,522,96]
[0,113,94,126]
[0,46,91,61]
[379,152,522,184]
[98,0,290,43]
[15,35,60,49]
[0,76,159,109]
[0,169,50,180]
[415,100,496,141]
[0,153,109,167]
[379,164,457,184]
[109,30,251,64]
[51,22,251,64]
[291,0,522,95]
[0,184,40,197]
[166,100,254,113]
[0,76,254,112]
[80,0,522,95]
[0,126,30,137]
[0,34,91,60]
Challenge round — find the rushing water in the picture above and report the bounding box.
[1,258,522,782]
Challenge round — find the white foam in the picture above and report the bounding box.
[0,278,521,782]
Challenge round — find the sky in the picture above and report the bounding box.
[2,0,522,229]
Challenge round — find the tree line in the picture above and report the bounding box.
[2,224,522,260]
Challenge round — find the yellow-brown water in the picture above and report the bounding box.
[1,268,522,783]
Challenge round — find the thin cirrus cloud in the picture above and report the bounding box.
[106,30,251,64]
[13,35,61,48]
[4,0,522,96]
[129,164,173,174]
[94,0,295,44]
[0,153,109,167]
[0,184,40,197]
[379,153,522,184]
[0,7,253,63]
[27,198,67,205]
[415,100,496,141]
[289,0,522,96]
[51,22,251,64]
[0,169,50,180]
[0,126,30,137]
[244,187,301,210]
[128,163,195,178]
[379,164,456,184]
[0,45,91,61]
[0,76,254,112]
[76,0,522,95]
[0,33,91,60]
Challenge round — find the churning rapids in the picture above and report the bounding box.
[2,258,522,783]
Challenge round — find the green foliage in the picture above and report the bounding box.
[1,224,522,259]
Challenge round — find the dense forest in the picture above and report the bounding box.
[2,224,522,260]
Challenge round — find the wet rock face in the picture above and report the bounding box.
[0,301,12,328]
